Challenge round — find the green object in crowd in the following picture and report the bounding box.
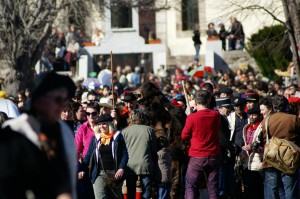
[89,72,97,78]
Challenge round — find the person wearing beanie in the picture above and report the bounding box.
[0,72,77,199]
[241,106,264,199]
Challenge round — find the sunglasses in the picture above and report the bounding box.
[85,111,98,116]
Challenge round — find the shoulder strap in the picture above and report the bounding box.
[98,142,114,182]
[265,116,270,143]
[98,144,106,173]
[88,137,96,177]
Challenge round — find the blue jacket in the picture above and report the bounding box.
[82,131,128,184]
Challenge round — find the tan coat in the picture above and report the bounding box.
[261,112,299,141]
[261,112,300,168]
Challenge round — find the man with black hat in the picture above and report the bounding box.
[216,97,236,199]
[0,72,77,199]
[245,92,259,111]
[241,106,264,199]
[228,97,248,151]
[121,91,139,114]
[227,97,248,198]
[219,86,233,98]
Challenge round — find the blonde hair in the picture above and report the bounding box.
[93,121,116,134]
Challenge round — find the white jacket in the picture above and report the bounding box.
[242,123,263,171]
[227,112,249,141]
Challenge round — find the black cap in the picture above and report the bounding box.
[95,114,113,124]
[216,97,232,107]
[219,86,233,94]
[121,92,137,102]
[232,97,247,106]
[245,92,259,101]
[248,106,261,115]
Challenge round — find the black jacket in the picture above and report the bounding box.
[192,30,202,45]
[219,115,235,163]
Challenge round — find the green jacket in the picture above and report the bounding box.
[122,124,157,175]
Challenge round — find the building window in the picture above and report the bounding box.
[182,0,199,31]
[111,2,132,28]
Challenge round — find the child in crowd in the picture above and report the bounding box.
[155,136,172,199]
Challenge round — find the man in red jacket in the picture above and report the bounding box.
[182,90,221,199]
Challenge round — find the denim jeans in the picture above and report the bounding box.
[194,44,200,61]
[218,163,234,197]
[126,175,152,199]
[228,38,235,50]
[157,183,171,199]
[185,156,219,199]
[264,167,298,199]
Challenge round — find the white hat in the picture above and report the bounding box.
[99,97,113,108]
[81,92,88,104]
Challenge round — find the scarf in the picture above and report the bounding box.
[100,131,115,145]
[248,122,261,132]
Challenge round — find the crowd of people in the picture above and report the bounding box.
[193,17,245,61]
[40,24,104,76]
[0,57,300,199]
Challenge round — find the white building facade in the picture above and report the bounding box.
[56,0,285,77]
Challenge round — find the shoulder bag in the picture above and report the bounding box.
[98,144,122,189]
[263,116,300,175]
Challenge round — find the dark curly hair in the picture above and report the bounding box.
[272,95,288,113]
[260,97,273,110]
[127,109,151,126]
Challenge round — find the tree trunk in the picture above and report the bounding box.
[282,0,300,85]
[2,24,51,96]
[4,55,33,96]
